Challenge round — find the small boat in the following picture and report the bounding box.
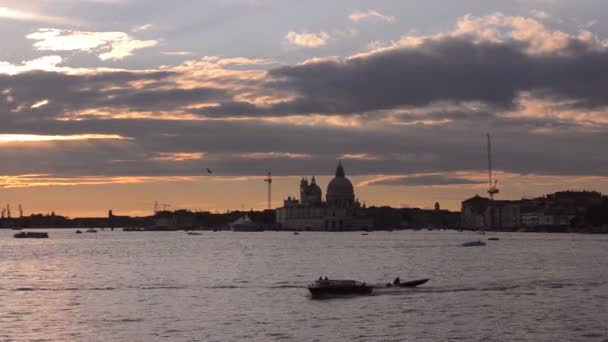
[395,278,429,288]
[308,279,373,298]
[361,233,369,236]
[488,237,500,241]
[14,232,49,239]
[293,232,300,235]
[462,240,486,247]
[75,230,83,234]
[187,232,202,236]
[85,228,98,233]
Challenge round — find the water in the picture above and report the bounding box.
[0,230,606,341]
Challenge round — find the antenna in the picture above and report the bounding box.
[264,171,272,210]
[487,133,499,200]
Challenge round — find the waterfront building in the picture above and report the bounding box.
[460,195,521,230]
[276,162,372,231]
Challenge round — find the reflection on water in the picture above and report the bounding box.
[0,230,606,341]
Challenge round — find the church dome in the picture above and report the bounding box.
[326,161,355,207]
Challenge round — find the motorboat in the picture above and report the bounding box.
[187,232,202,236]
[230,215,263,232]
[14,232,49,239]
[488,237,500,241]
[308,279,373,298]
[85,228,98,233]
[75,230,83,234]
[462,240,486,247]
[293,232,300,235]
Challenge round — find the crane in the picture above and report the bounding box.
[487,133,499,200]
[154,201,172,213]
[264,171,272,210]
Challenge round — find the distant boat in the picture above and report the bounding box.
[462,240,486,247]
[293,231,300,235]
[14,232,49,239]
[230,215,263,232]
[75,230,83,234]
[187,232,202,236]
[488,237,500,241]
[85,228,98,233]
[384,278,430,288]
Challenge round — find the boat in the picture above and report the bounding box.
[308,279,373,298]
[230,215,263,232]
[462,240,486,247]
[14,232,49,239]
[393,278,429,288]
[488,237,500,241]
[187,232,202,236]
[293,231,300,235]
[85,228,98,233]
[123,227,143,232]
[75,230,83,234]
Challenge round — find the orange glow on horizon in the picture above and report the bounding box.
[0,134,130,143]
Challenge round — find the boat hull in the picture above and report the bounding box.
[308,280,373,298]
[14,232,49,239]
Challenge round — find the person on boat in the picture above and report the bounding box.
[393,277,400,285]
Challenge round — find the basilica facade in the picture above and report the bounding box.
[275,162,372,231]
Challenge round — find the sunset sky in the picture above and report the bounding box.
[1,0,608,217]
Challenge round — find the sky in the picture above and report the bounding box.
[1,0,608,217]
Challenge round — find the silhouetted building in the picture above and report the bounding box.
[276,162,372,231]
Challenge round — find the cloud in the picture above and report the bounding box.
[1,13,608,184]
[161,51,194,56]
[150,152,205,161]
[530,9,551,19]
[0,55,64,75]
[132,24,153,32]
[0,134,129,143]
[363,174,485,187]
[349,10,395,23]
[27,29,159,60]
[0,6,75,25]
[285,31,330,48]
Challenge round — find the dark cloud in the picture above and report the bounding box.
[202,37,608,117]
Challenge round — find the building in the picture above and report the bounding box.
[460,195,521,230]
[276,162,372,231]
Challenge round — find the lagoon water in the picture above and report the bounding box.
[0,230,606,341]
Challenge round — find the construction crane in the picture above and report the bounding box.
[263,171,272,210]
[487,133,499,200]
[154,201,172,213]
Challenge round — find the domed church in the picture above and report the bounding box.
[276,162,372,231]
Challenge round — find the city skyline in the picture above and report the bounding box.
[2,1,608,217]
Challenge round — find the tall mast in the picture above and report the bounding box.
[487,133,499,200]
[264,171,272,210]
